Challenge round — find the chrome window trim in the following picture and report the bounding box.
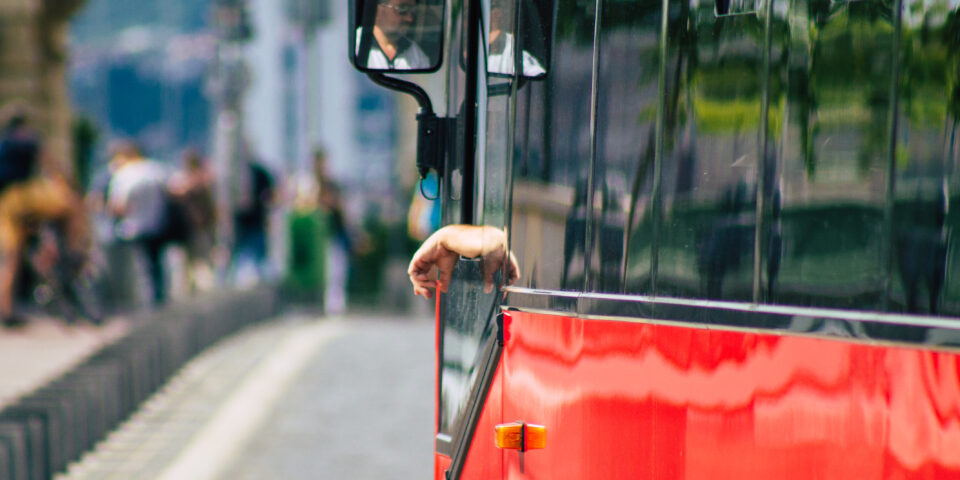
[502,287,960,347]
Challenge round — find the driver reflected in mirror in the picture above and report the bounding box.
[408,225,520,298]
[358,0,431,70]
[487,0,545,77]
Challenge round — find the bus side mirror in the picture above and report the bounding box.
[350,0,445,73]
[486,0,553,79]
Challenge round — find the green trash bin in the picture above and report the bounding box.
[284,206,327,305]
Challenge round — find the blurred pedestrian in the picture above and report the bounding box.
[285,177,325,305]
[0,104,38,195]
[168,148,217,292]
[106,140,170,305]
[233,158,275,286]
[0,104,88,325]
[314,148,350,314]
[407,173,440,242]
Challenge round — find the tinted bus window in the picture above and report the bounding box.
[591,0,662,294]
[656,1,763,301]
[511,0,596,291]
[767,0,895,311]
[891,0,959,316]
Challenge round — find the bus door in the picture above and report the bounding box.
[436,0,559,477]
[436,0,510,478]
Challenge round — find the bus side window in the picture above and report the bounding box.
[592,0,662,295]
[509,0,594,292]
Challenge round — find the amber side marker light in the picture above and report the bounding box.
[495,422,546,451]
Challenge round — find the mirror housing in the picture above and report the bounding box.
[350,0,445,73]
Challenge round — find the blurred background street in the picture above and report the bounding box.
[0,0,441,478]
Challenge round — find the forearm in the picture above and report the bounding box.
[436,225,505,259]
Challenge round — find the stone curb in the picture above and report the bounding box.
[0,287,279,480]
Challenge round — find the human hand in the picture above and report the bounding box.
[407,225,519,299]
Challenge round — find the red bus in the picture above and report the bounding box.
[351,0,960,478]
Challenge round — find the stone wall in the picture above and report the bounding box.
[0,0,85,175]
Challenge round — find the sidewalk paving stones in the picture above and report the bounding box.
[0,287,279,480]
[0,316,130,411]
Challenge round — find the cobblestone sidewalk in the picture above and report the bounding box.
[0,315,130,410]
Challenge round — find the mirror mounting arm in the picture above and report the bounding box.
[367,72,446,182]
[367,71,434,115]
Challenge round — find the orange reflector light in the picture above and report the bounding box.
[495,422,546,451]
[525,424,547,450]
[495,423,524,449]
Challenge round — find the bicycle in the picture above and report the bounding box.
[19,217,104,325]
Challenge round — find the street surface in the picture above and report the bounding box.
[0,315,130,410]
[58,313,435,480]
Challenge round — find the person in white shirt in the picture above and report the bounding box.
[488,32,545,77]
[360,0,431,70]
[107,141,170,304]
[487,0,546,77]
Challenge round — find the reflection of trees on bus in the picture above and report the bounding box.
[624,0,956,313]
[560,179,624,291]
[509,0,957,315]
[696,182,754,298]
[560,179,587,290]
[896,189,948,313]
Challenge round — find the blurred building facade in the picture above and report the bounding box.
[66,0,437,302]
[70,0,215,164]
[0,0,87,170]
[244,0,431,224]
[242,0,403,279]
[70,0,429,219]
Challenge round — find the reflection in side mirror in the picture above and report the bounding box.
[486,0,552,79]
[488,35,546,78]
[351,0,445,73]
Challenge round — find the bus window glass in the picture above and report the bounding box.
[766,0,894,311]
[889,0,959,316]
[511,0,596,292]
[480,4,514,231]
[437,259,501,437]
[656,0,762,302]
[486,0,551,78]
[591,0,662,294]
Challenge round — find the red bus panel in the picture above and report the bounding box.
[500,310,960,479]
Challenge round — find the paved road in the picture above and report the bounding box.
[59,313,435,480]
